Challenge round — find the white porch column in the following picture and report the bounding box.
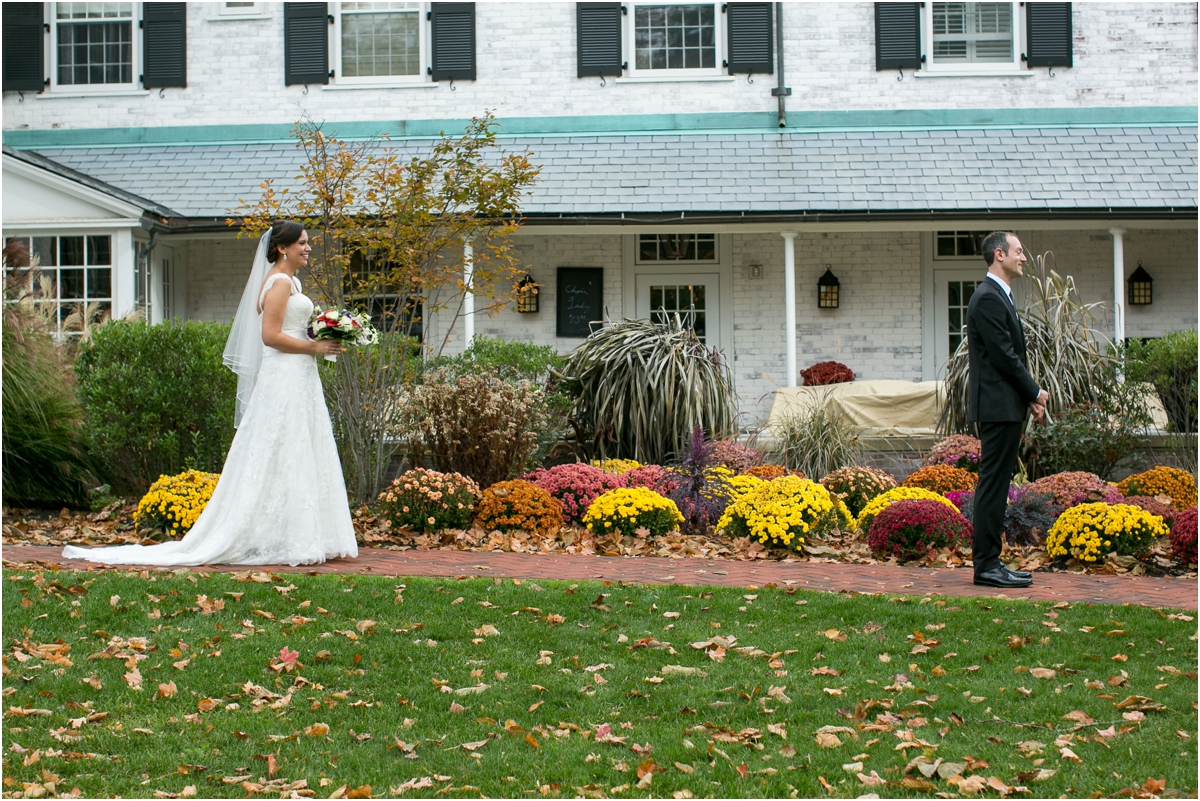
[781,232,798,388]
[462,239,474,349]
[1109,228,1127,347]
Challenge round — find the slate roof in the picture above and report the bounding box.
[25,126,1197,221]
[3,144,180,218]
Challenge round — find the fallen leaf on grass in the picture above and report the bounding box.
[304,723,329,737]
[815,732,842,748]
[857,771,886,786]
[460,740,489,752]
[157,681,177,699]
[660,665,706,677]
[1029,668,1056,680]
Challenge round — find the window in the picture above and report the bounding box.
[935,231,991,258]
[3,235,113,333]
[946,279,980,355]
[332,2,426,85]
[53,2,137,89]
[924,2,1020,71]
[637,233,717,262]
[212,2,270,20]
[627,2,723,77]
[346,251,423,341]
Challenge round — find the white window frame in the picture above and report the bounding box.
[329,2,429,88]
[634,233,720,265]
[47,2,141,94]
[917,1,1028,77]
[209,2,271,21]
[624,1,726,80]
[3,232,116,336]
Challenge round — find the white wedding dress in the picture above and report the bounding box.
[63,275,358,567]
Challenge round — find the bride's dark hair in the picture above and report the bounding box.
[267,221,304,263]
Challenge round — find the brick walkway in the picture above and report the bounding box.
[5,544,1196,610]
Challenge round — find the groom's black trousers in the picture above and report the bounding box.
[972,421,1022,576]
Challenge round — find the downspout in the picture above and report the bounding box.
[771,2,790,128]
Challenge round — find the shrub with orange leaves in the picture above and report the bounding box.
[475,479,563,536]
[902,464,978,495]
[1117,466,1198,511]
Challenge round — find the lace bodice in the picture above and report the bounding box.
[259,274,314,339]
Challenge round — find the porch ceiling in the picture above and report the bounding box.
[16,126,1197,225]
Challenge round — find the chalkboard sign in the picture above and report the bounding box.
[556,267,603,338]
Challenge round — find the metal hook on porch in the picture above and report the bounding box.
[302,84,309,95]
[17,91,24,103]
[449,76,456,91]
[1048,65,1056,77]
[158,87,165,99]
[599,75,607,87]
[746,73,754,84]
[897,67,905,81]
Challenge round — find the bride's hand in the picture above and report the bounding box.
[315,340,343,356]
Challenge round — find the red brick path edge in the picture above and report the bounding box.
[3,545,1196,610]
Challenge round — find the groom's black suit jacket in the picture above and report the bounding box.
[965,278,1041,423]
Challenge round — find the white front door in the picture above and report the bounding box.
[635,272,721,351]
[933,268,984,379]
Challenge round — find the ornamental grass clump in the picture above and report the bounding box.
[820,465,897,517]
[717,475,853,551]
[856,486,959,536]
[475,480,563,536]
[376,468,479,533]
[582,487,684,538]
[524,463,626,524]
[133,470,220,539]
[1045,502,1169,562]
[865,499,973,562]
[922,434,982,473]
[1117,466,1198,511]
[1024,471,1120,510]
[1170,506,1197,564]
[902,464,978,494]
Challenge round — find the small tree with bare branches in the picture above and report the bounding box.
[233,113,540,499]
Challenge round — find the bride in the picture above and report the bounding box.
[63,222,359,566]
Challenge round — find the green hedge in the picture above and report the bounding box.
[75,320,237,493]
[1123,330,1198,434]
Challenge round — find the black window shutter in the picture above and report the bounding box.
[142,3,187,88]
[577,3,623,78]
[2,3,44,93]
[874,2,922,70]
[1025,3,1072,68]
[430,3,476,82]
[284,2,329,85]
[725,2,773,75]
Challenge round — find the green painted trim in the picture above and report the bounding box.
[4,106,1196,149]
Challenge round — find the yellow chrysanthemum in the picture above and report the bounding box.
[133,470,220,537]
[717,475,853,551]
[583,487,683,537]
[1045,502,1169,562]
[590,459,643,475]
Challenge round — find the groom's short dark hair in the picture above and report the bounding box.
[982,231,1013,266]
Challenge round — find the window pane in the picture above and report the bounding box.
[57,17,133,85]
[650,286,662,312]
[932,2,1014,64]
[86,235,111,264]
[691,284,705,309]
[948,283,960,307]
[31,236,58,267]
[60,268,85,299]
[87,267,112,298]
[59,236,85,265]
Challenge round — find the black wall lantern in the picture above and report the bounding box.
[817,265,840,309]
[1127,261,1153,306]
[516,273,541,313]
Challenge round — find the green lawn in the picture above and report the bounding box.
[2,569,1196,798]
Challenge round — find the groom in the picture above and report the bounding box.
[965,231,1048,589]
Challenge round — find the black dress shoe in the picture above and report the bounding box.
[1003,564,1032,580]
[974,566,1033,588]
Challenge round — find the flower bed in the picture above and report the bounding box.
[717,475,852,551]
[856,487,959,535]
[865,498,973,562]
[133,470,220,538]
[376,468,479,533]
[1046,502,1169,562]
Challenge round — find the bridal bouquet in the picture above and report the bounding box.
[308,307,379,361]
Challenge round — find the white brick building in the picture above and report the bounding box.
[3,1,1196,425]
